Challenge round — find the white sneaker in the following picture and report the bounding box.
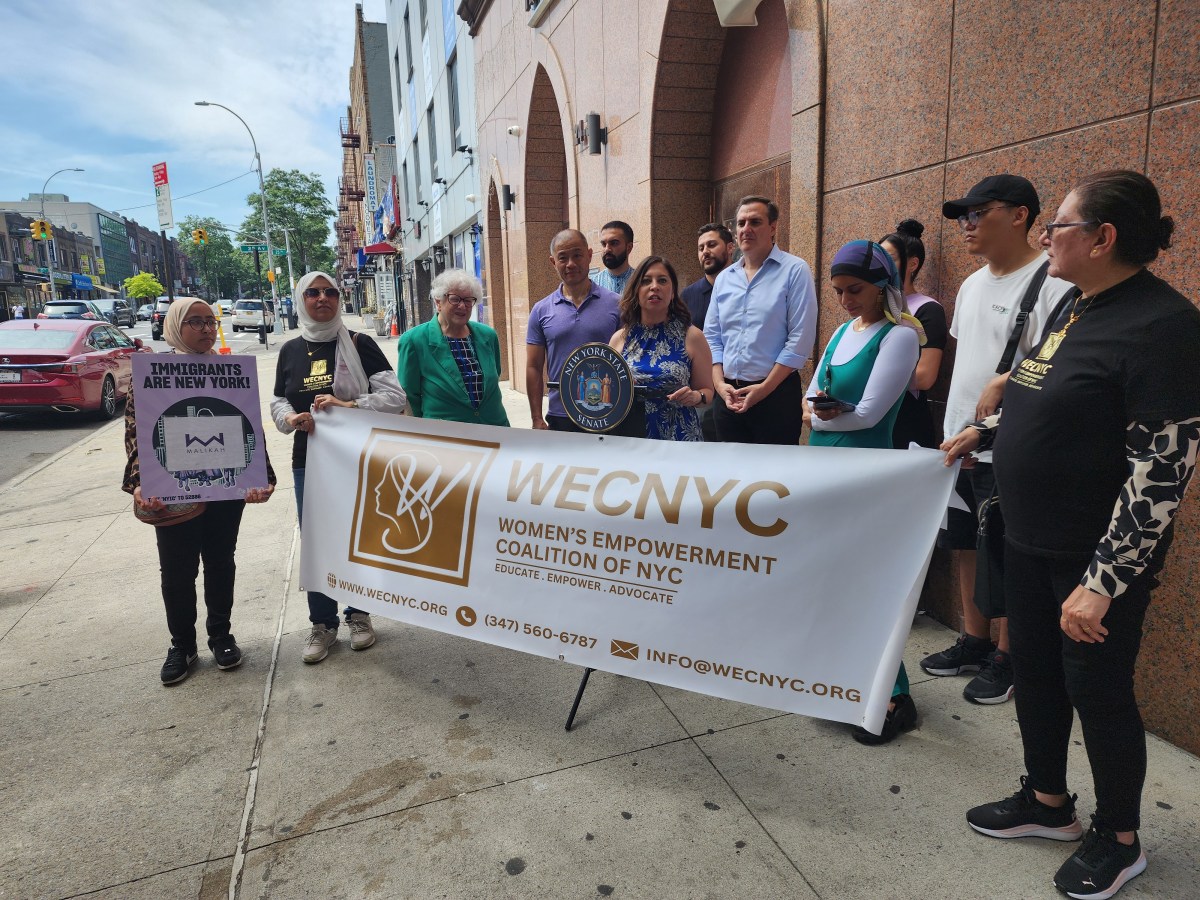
[302,624,338,664]
[347,612,376,651]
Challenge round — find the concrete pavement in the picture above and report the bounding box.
[2,326,1198,900]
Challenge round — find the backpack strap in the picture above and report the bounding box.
[995,260,1049,375]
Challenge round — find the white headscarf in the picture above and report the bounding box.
[294,271,368,400]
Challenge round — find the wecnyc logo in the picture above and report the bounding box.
[348,428,500,586]
[560,342,634,433]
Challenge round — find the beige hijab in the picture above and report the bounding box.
[163,300,217,354]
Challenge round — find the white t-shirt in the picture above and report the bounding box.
[944,253,1072,460]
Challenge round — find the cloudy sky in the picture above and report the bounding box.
[0,0,387,240]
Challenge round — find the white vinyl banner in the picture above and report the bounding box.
[301,410,958,733]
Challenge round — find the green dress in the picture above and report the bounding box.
[808,319,910,697]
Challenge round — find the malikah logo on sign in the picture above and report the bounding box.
[348,429,500,586]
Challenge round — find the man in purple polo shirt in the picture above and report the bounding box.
[526,228,622,431]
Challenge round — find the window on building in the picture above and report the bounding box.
[394,49,404,108]
[448,54,463,150]
[403,10,414,75]
[412,137,423,200]
[428,104,439,181]
[402,161,411,213]
[419,0,428,33]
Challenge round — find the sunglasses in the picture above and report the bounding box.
[303,287,341,299]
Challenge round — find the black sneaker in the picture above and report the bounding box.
[160,646,198,685]
[963,649,1015,704]
[852,693,917,745]
[1054,818,1146,899]
[211,635,243,671]
[967,776,1083,841]
[920,633,994,676]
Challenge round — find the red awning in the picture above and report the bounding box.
[362,241,398,255]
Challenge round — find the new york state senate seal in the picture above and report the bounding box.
[559,342,635,433]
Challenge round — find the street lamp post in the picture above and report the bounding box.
[41,167,84,302]
[194,101,279,343]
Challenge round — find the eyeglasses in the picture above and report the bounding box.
[182,317,218,330]
[1041,220,1100,237]
[303,287,341,299]
[956,205,1015,228]
[443,294,478,307]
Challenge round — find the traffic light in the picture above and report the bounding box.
[31,219,51,241]
[192,229,201,245]
[197,228,208,245]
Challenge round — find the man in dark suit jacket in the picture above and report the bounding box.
[681,223,735,441]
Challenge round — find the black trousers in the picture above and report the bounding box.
[154,500,246,652]
[1005,542,1155,831]
[713,371,804,445]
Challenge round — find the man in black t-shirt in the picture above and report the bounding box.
[682,223,735,442]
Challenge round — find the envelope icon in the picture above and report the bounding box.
[610,639,639,660]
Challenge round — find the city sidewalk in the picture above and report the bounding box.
[2,335,1197,900]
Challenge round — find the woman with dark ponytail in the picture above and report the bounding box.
[943,171,1200,899]
[880,219,947,448]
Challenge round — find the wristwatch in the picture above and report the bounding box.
[350,399,358,409]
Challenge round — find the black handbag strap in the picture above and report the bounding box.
[995,260,1050,375]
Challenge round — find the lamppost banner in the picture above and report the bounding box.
[300,409,958,734]
[131,354,270,502]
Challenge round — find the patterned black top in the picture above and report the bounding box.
[447,336,483,409]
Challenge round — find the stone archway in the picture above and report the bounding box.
[649,0,824,278]
[485,177,511,380]
[522,62,570,331]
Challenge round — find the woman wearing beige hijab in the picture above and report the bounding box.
[122,299,276,685]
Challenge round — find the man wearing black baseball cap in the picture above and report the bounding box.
[921,173,1073,706]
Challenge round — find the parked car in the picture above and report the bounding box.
[216,299,234,316]
[136,303,154,321]
[37,300,106,321]
[150,297,174,341]
[0,319,150,418]
[231,299,275,332]
[93,298,135,328]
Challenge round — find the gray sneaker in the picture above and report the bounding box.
[347,612,376,651]
[302,624,338,664]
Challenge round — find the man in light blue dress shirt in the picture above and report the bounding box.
[704,196,817,445]
[592,221,635,297]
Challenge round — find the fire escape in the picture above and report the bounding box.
[336,115,365,280]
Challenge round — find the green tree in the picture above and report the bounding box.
[176,215,254,299]
[124,272,165,299]
[240,169,336,279]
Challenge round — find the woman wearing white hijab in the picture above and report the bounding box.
[123,299,276,686]
[271,272,407,663]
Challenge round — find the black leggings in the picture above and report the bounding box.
[1005,542,1154,831]
[154,500,246,652]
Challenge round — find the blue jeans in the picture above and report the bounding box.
[294,468,361,628]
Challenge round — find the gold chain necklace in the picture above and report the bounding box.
[304,339,331,357]
[1036,292,1094,361]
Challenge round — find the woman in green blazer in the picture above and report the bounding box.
[397,269,510,426]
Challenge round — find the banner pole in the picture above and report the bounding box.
[565,667,596,731]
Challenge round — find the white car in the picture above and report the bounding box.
[231,299,275,332]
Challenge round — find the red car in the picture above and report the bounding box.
[0,319,151,418]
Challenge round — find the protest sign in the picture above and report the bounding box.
[300,409,957,733]
[131,354,269,502]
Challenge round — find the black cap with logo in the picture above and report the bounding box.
[942,174,1041,221]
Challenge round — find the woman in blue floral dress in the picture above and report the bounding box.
[609,255,714,441]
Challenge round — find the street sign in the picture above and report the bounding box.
[240,243,269,253]
[273,248,287,256]
[152,161,174,230]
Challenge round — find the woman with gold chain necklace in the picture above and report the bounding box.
[806,240,925,744]
[943,171,1200,900]
[271,271,407,664]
